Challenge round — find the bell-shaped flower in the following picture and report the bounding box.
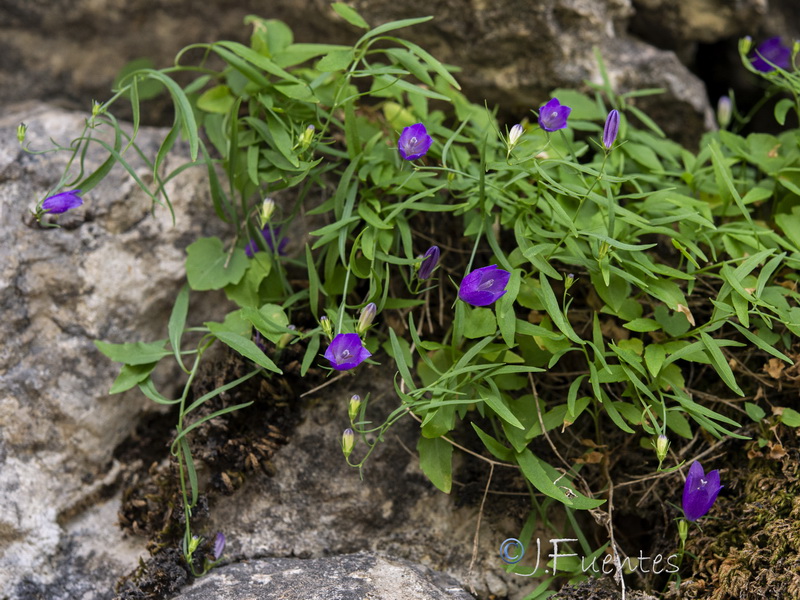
[751,37,791,72]
[458,265,511,306]
[538,98,571,132]
[324,333,372,371]
[397,123,433,160]
[42,189,83,214]
[682,461,723,521]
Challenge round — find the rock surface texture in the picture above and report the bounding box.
[0,102,225,599]
[1,1,798,146]
[172,553,476,600]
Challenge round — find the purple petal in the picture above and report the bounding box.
[324,333,372,371]
[458,265,511,306]
[682,461,723,521]
[42,189,83,214]
[418,245,440,280]
[398,123,433,161]
[538,98,571,132]
[213,532,226,560]
[246,225,289,257]
[752,37,791,72]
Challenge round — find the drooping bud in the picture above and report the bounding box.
[213,532,226,560]
[356,302,377,335]
[260,197,276,227]
[342,428,355,458]
[716,96,732,129]
[348,394,362,422]
[508,124,524,150]
[655,434,670,464]
[300,124,315,150]
[320,316,333,340]
[417,245,440,281]
[277,325,297,349]
[602,109,620,150]
[16,123,27,144]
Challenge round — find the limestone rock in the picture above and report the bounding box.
[172,553,475,600]
[0,102,227,598]
[6,0,799,146]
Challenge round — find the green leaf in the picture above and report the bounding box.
[417,435,452,493]
[331,2,370,29]
[207,324,282,374]
[624,318,662,333]
[780,407,800,428]
[745,402,766,422]
[516,448,573,506]
[644,344,666,377]
[483,392,525,430]
[109,362,158,394]
[317,48,355,71]
[470,423,513,462]
[774,98,795,126]
[94,340,171,365]
[168,285,189,368]
[463,307,497,339]
[700,332,744,396]
[196,85,235,114]
[185,237,248,291]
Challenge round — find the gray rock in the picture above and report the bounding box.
[172,553,475,600]
[0,102,227,598]
[4,0,797,146]
[198,361,534,600]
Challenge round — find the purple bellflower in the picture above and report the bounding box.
[245,225,289,258]
[42,189,83,214]
[324,333,372,371]
[752,37,791,72]
[538,98,571,132]
[458,265,511,306]
[398,123,433,161]
[603,109,620,149]
[418,245,440,280]
[682,461,723,521]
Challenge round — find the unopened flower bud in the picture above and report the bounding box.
[602,109,619,150]
[716,96,732,129]
[564,273,576,291]
[677,518,688,545]
[740,36,753,55]
[342,428,355,458]
[16,123,27,144]
[655,434,670,464]
[189,535,201,554]
[300,124,315,149]
[260,198,276,226]
[91,100,102,117]
[417,246,440,281]
[277,325,296,349]
[213,532,226,560]
[356,302,377,335]
[320,316,333,340]
[348,394,361,421]
[508,124,524,150]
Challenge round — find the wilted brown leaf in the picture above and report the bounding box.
[764,358,785,379]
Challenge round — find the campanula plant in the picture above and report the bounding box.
[28,4,800,594]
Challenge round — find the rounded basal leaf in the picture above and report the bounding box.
[186,237,248,291]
